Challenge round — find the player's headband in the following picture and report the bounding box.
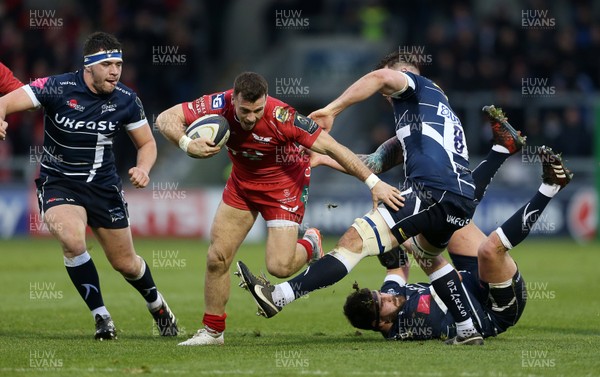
[83,50,123,67]
[371,290,380,330]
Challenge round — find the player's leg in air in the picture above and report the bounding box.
[472,105,527,201]
[474,146,572,330]
[405,105,527,344]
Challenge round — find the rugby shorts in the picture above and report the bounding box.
[35,175,130,229]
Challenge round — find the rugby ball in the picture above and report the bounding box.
[186,114,230,148]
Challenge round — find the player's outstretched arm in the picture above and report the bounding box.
[310,130,404,210]
[309,69,408,132]
[155,104,220,158]
[0,87,36,140]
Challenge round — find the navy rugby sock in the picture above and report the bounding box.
[286,255,348,301]
[429,264,474,331]
[64,252,105,311]
[497,189,552,249]
[472,149,510,201]
[125,259,159,304]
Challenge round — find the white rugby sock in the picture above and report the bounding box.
[91,306,110,319]
[456,318,477,338]
[272,282,295,307]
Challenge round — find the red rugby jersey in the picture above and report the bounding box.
[0,62,23,95]
[182,89,322,184]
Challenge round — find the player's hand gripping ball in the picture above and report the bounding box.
[186,114,230,148]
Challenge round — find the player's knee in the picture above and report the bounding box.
[265,261,294,279]
[56,231,86,257]
[477,237,503,264]
[110,255,140,276]
[61,244,87,259]
[206,247,231,274]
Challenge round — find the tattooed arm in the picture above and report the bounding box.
[310,136,404,174]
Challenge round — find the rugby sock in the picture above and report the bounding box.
[91,306,110,319]
[496,185,553,249]
[125,258,159,304]
[429,264,476,336]
[280,255,348,305]
[472,147,510,201]
[203,313,227,334]
[64,251,105,313]
[297,239,314,262]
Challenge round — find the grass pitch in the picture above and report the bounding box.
[0,237,599,377]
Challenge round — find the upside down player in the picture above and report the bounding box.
[237,53,524,345]
[0,32,177,340]
[344,145,572,341]
[156,72,402,346]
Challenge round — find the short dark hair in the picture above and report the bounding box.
[343,287,379,331]
[375,51,419,71]
[83,32,122,56]
[233,72,268,102]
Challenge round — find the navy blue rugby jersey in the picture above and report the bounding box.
[390,72,475,199]
[380,278,498,341]
[23,70,147,186]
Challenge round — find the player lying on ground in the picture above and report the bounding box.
[156,71,402,346]
[0,32,177,340]
[236,105,530,345]
[344,145,572,341]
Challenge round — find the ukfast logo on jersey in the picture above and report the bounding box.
[54,113,118,131]
[210,93,225,110]
[436,102,459,123]
[446,214,470,226]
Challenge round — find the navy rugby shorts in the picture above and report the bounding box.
[35,176,130,229]
[379,182,477,249]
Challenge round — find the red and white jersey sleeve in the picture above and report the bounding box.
[181,90,233,124]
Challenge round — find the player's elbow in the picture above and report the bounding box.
[155,108,184,136]
[154,111,171,134]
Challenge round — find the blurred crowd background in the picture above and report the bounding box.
[0,0,597,187]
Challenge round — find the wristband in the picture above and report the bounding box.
[364,173,381,190]
[178,135,192,153]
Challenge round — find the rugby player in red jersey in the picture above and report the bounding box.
[156,71,403,345]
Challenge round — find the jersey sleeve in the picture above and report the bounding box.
[23,76,59,108]
[181,91,227,125]
[0,63,24,95]
[389,71,417,99]
[125,95,148,131]
[277,108,322,148]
